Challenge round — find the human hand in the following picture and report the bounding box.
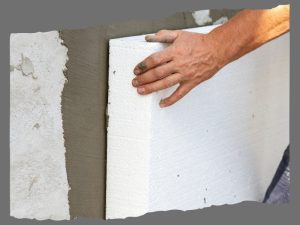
[132,29,226,107]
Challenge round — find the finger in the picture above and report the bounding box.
[159,82,194,108]
[145,30,180,43]
[136,73,183,95]
[134,48,173,75]
[132,62,176,86]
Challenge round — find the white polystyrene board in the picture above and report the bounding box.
[10,31,70,220]
[107,25,289,219]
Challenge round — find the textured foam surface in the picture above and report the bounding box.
[10,32,70,220]
[107,25,289,219]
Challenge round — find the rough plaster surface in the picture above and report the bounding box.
[107,25,289,219]
[10,31,70,220]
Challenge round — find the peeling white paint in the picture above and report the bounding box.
[10,31,70,220]
[192,10,212,26]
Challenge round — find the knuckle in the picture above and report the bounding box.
[188,71,197,79]
[136,76,145,84]
[143,86,151,94]
[152,68,163,79]
[167,98,176,106]
[163,98,172,105]
[173,45,186,53]
[158,29,168,35]
[149,55,160,65]
[165,77,176,88]
[175,60,184,70]
[162,79,170,88]
[177,89,186,98]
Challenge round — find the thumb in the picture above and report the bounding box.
[145,30,180,43]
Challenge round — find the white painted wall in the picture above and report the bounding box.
[10,32,70,220]
[107,25,289,219]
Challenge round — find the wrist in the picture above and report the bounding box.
[206,27,233,68]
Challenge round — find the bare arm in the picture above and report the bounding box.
[210,5,290,66]
[132,5,290,107]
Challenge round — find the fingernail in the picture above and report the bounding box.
[134,62,147,75]
[138,62,147,71]
[159,100,166,108]
[145,35,154,42]
[134,68,140,75]
[132,79,138,86]
[137,87,145,94]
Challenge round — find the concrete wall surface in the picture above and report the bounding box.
[10,32,70,220]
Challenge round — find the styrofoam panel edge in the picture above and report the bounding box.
[106,45,157,219]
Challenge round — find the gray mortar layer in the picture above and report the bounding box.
[60,9,240,219]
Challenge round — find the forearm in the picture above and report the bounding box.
[208,5,290,66]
